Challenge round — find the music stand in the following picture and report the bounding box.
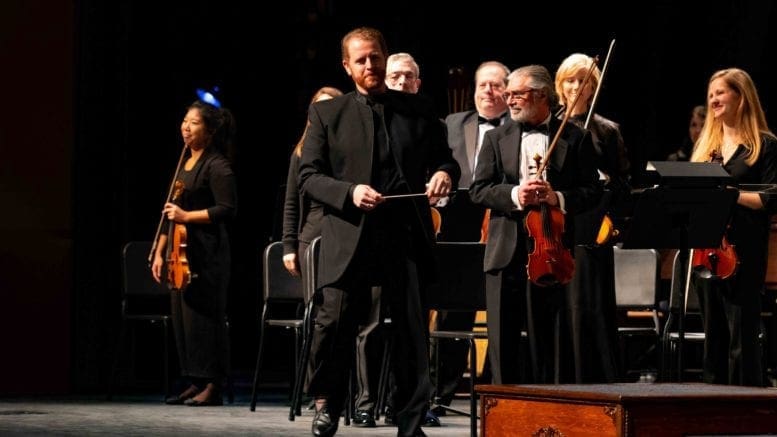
[621,161,738,381]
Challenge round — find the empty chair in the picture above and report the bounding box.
[250,241,306,412]
[613,246,661,380]
[108,241,171,400]
[661,249,706,381]
[289,236,320,421]
[426,242,487,437]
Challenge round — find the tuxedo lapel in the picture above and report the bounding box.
[499,127,523,180]
[464,116,478,175]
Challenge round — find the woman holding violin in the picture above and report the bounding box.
[469,65,600,384]
[554,53,631,383]
[151,99,237,405]
[688,68,777,386]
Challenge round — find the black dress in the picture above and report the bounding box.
[565,112,631,383]
[693,135,777,386]
[165,148,237,381]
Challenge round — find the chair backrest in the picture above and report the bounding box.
[303,237,321,304]
[263,241,304,302]
[669,250,701,314]
[613,247,659,308]
[426,242,487,312]
[122,241,169,297]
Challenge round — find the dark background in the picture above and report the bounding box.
[1,0,776,394]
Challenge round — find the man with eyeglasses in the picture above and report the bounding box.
[386,53,421,94]
[469,64,600,384]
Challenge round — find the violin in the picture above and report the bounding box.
[525,154,574,286]
[149,144,195,291]
[480,208,491,243]
[523,56,599,287]
[430,206,442,236]
[595,214,619,246]
[690,150,739,279]
[166,180,193,291]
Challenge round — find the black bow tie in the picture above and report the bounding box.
[478,116,502,127]
[521,122,548,134]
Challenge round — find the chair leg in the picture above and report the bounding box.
[291,327,302,416]
[290,301,315,421]
[468,338,478,437]
[344,371,352,426]
[225,317,235,404]
[250,325,267,412]
[162,319,170,399]
[107,320,129,401]
[375,333,393,420]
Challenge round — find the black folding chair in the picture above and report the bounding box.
[613,246,661,380]
[289,236,319,421]
[427,242,487,437]
[250,241,305,412]
[108,241,171,400]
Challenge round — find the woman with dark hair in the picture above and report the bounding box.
[151,99,237,405]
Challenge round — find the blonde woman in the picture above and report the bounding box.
[689,68,777,386]
[554,53,630,383]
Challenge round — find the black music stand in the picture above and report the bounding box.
[621,161,738,381]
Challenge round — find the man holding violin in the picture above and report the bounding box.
[469,64,600,384]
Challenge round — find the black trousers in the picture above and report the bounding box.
[354,285,390,413]
[484,238,572,384]
[567,245,620,383]
[306,213,432,436]
[170,289,229,382]
[695,275,764,386]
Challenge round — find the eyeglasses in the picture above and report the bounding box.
[502,89,535,102]
[387,72,417,83]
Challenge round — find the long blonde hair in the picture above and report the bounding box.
[554,53,601,109]
[691,68,774,165]
[294,86,343,157]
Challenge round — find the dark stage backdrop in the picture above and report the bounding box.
[2,0,776,394]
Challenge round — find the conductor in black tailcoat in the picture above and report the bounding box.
[299,27,459,437]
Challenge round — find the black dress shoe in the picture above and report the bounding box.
[165,395,186,405]
[312,405,338,437]
[383,407,396,426]
[421,411,441,427]
[164,385,200,405]
[430,405,448,416]
[352,409,376,428]
[184,396,223,407]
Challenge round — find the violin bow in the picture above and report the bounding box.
[584,39,616,129]
[148,144,188,264]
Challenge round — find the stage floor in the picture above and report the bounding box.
[0,392,473,436]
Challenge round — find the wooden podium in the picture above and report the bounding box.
[477,383,777,436]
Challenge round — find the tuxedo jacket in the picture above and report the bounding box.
[299,90,460,287]
[469,117,600,272]
[444,110,509,188]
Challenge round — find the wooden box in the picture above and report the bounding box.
[478,383,777,436]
